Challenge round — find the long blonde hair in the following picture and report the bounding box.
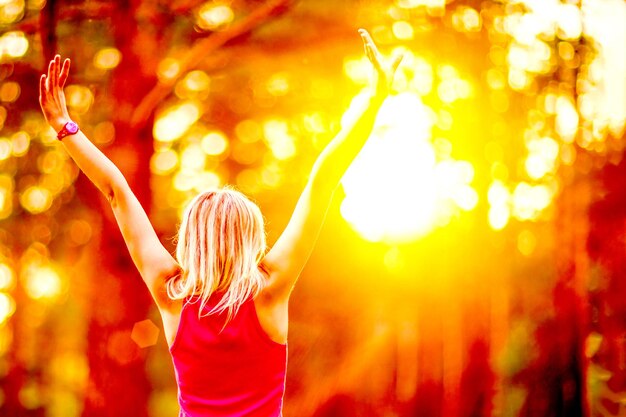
[167,187,267,319]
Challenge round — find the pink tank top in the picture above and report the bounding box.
[170,295,287,417]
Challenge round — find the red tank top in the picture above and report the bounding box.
[170,295,287,417]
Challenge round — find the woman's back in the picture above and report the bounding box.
[170,295,287,417]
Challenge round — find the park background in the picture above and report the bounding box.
[0,0,625,416]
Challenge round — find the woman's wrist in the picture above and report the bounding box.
[50,117,71,133]
[368,88,388,104]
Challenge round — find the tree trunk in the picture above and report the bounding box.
[81,2,162,415]
[586,153,626,417]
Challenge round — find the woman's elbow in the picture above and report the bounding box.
[103,179,129,207]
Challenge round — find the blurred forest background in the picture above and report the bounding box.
[0,0,625,416]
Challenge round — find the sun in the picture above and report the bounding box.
[340,92,478,244]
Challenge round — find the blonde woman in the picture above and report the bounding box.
[39,29,401,417]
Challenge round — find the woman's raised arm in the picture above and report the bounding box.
[39,55,179,308]
[261,29,402,301]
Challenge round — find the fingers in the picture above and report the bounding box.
[359,29,385,72]
[59,58,70,87]
[44,55,70,92]
[391,53,403,73]
[54,55,60,86]
[358,29,372,58]
[47,59,54,90]
[358,28,374,47]
[39,74,47,103]
[358,29,376,58]
[359,29,404,76]
[358,29,405,96]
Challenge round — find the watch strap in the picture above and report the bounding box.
[57,121,79,140]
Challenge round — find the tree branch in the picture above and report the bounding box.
[130,0,296,129]
[169,0,207,13]
[24,2,116,37]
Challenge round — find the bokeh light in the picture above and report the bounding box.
[154,102,201,143]
[65,85,94,115]
[0,81,20,103]
[196,4,234,31]
[0,293,15,325]
[0,31,28,58]
[0,174,14,220]
[11,131,29,156]
[488,180,511,230]
[262,120,296,161]
[131,319,160,348]
[0,264,15,291]
[157,58,181,81]
[94,48,122,70]
[20,186,52,214]
[22,265,63,300]
[201,131,228,156]
[151,149,179,175]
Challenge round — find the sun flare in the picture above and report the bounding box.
[340,92,478,243]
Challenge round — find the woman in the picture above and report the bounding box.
[39,29,401,417]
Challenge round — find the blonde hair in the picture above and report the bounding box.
[167,187,267,320]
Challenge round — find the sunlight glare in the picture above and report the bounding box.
[341,92,477,243]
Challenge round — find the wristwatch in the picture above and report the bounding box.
[57,121,79,140]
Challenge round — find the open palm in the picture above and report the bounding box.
[39,55,71,132]
[359,29,403,97]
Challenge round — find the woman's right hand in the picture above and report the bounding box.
[39,55,72,132]
[358,29,403,98]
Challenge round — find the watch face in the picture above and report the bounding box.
[66,122,79,134]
